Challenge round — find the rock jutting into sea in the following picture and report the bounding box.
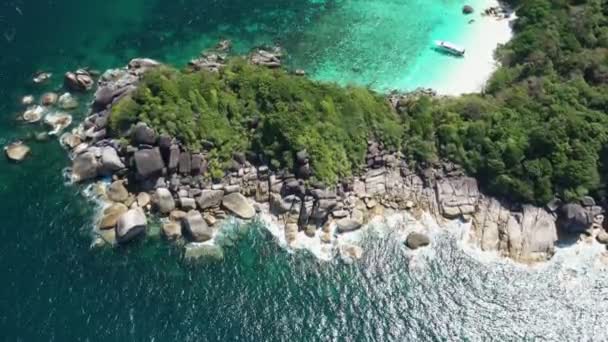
[57,49,606,264]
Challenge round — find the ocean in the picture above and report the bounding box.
[0,0,606,340]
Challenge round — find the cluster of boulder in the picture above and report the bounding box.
[188,41,230,73]
[249,47,283,68]
[64,69,95,91]
[4,67,94,162]
[66,110,260,254]
[482,6,511,19]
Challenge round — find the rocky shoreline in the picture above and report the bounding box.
[8,45,608,263]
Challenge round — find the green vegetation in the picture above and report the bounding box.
[110,0,608,205]
[109,59,402,183]
[398,0,608,204]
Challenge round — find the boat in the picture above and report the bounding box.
[434,40,465,56]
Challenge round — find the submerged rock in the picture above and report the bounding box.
[57,92,78,110]
[44,112,73,135]
[222,193,256,219]
[462,5,474,14]
[184,243,224,261]
[115,208,147,244]
[32,72,52,84]
[41,92,58,106]
[406,232,430,249]
[339,244,363,263]
[22,105,45,123]
[4,141,30,162]
[21,95,35,106]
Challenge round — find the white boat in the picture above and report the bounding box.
[434,40,465,56]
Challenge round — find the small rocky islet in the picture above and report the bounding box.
[7,41,608,263]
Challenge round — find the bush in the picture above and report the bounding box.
[110,59,403,183]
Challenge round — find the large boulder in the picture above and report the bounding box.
[107,181,129,203]
[115,208,147,244]
[162,222,182,240]
[310,199,338,220]
[558,203,592,234]
[71,151,98,182]
[99,203,128,230]
[4,141,30,162]
[182,210,213,242]
[196,190,224,209]
[100,146,125,173]
[131,122,157,145]
[133,148,164,179]
[184,243,224,261]
[405,232,430,249]
[93,86,114,110]
[222,193,256,219]
[155,188,175,214]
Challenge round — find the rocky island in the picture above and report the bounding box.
[39,39,605,263]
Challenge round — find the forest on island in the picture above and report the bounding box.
[110,0,608,205]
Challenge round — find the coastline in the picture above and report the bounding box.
[9,50,606,266]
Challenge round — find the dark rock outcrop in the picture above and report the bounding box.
[558,203,592,234]
[131,122,157,146]
[133,148,164,179]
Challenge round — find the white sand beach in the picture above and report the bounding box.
[433,0,515,96]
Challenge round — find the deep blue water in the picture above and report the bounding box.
[1,1,608,341]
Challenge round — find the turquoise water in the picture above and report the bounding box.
[1,0,607,340]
